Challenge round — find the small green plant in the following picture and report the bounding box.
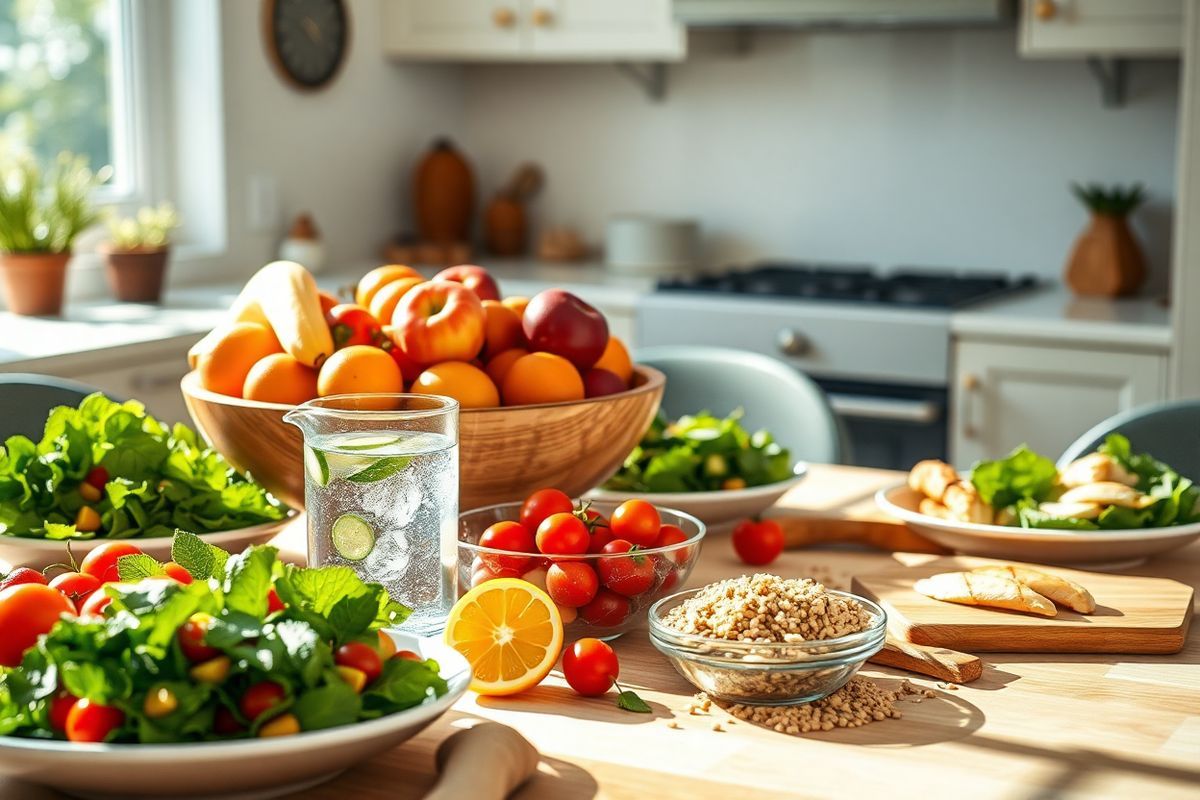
[1070,182,1146,217]
[106,202,179,251]
[0,152,109,254]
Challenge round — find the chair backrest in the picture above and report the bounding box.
[1057,399,1200,480]
[635,346,843,464]
[0,373,115,441]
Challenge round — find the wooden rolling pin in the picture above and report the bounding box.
[775,515,950,555]
[868,635,982,684]
[425,722,539,800]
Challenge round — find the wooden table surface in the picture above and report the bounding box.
[271,463,1200,800]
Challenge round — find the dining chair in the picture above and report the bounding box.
[0,373,117,441]
[634,346,845,464]
[1056,399,1200,479]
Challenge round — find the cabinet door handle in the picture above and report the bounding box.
[492,7,516,28]
[961,373,981,440]
[776,328,811,358]
[1033,0,1057,21]
[531,7,554,27]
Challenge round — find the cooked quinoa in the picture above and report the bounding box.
[661,573,872,643]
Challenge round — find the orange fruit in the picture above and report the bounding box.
[444,578,563,696]
[317,290,340,316]
[481,300,524,359]
[412,361,499,409]
[370,277,425,326]
[197,322,283,397]
[317,345,404,396]
[243,353,319,404]
[485,347,529,387]
[356,264,422,309]
[501,295,529,320]
[501,352,585,406]
[593,337,633,385]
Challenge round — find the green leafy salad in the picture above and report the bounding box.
[0,393,285,540]
[972,434,1200,530]
[0,532,448,743]
[603,409,794,493]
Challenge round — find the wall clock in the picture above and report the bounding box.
[263,0,349,91]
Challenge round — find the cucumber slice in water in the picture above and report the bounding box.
[305,447,329,487]
[335,434,404,452]
[331,514,375,561]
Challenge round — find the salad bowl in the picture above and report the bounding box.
[0,631,470,800]
[877,483,1200,567]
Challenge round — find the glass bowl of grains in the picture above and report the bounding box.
[647,574,887,706]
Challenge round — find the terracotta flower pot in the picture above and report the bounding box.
[0,252,70,316]
[1064,214,1147,298]
[102,245,170,303]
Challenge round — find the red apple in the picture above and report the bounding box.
[583,368,626,398]
[522,289,609,370]
[381,327,424,382]
[433,265,501,302]
[394,281,486,364]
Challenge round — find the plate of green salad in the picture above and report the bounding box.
[0,531,468,799]
[588,409,806,526]
[877,435,1200,566]
[0,394,291,570]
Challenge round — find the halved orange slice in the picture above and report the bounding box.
[444,578,564,696]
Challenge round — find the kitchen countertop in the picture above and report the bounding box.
[270,463,1198,800]
[951,285,1173,351]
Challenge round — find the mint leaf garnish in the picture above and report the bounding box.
[171,529,229,579]
[116,553,166,582]
[616,689,651,714]
[347,457,411,484]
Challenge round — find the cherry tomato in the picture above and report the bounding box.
[65,698,124,743]
[478,520,535,573]
[732,518,785,566]
[394,650,422,662]
[48,692,76,731]
[562,638,619,697]
[545,561,599,608]
[470,557,522,587]
[84,466,109,490]
[177,613,220,663]
[162,561,194,584]
[519,488,574,533]
[214,706,244,735]
[596,540,655,597]
[50,571,102,610]
[583,511,616,554]
[535,513,589,555]
[0,584,76,666]
[382,337,423,383]
[0,567,47,591]
[326,303,383,349]
[239,681,287,721]
[610,500,661,547]
[80,542,143,583]
[578,589,631,628]
[335,642,383,683]
[654,524,691,565]
[79,588,112,617]
[266,585,285,613]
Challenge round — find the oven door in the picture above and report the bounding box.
[814,378,948,470]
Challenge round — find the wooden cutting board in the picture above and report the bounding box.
[851,556,1194,654]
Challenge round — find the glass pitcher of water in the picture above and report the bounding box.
[284,394,459,636]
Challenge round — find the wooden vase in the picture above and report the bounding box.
[413,138,475,243]
[0,251,70,316]
[102,245,170,303]
[1064,213,1147,298]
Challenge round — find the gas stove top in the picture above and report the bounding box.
[656,263,1037,310]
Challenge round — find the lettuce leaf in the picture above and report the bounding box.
[971,445,1058,509]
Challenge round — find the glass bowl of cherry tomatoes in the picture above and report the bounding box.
[457,489,706,640]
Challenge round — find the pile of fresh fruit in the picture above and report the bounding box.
[188,261,634,409]
[0,533,447,743]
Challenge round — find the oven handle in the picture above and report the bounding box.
[827,393,942,424]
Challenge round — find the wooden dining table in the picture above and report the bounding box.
[275,463,1199,800]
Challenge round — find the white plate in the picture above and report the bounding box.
[876,483,1200,567]
[0,632,470,800]
[587,464,808,527]
[0,514,297,572]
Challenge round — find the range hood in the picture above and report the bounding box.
[674,0,1010,28]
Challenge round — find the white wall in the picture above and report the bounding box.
[459,29,1180,290]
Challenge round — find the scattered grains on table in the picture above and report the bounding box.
[666,720,680,730]
[708,678,934,735]
[661,573,872,642]
[711,722,724,732]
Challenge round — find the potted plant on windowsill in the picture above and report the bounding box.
[0,152,106,316]
[1064,183,1147,298]
[100,203,179,303]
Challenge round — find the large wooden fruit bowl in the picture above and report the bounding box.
[180,366,664,512]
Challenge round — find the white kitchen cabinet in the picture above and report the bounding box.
[381,0,685,61]
[950,339,1168,467]
[1018,0,1182,57]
